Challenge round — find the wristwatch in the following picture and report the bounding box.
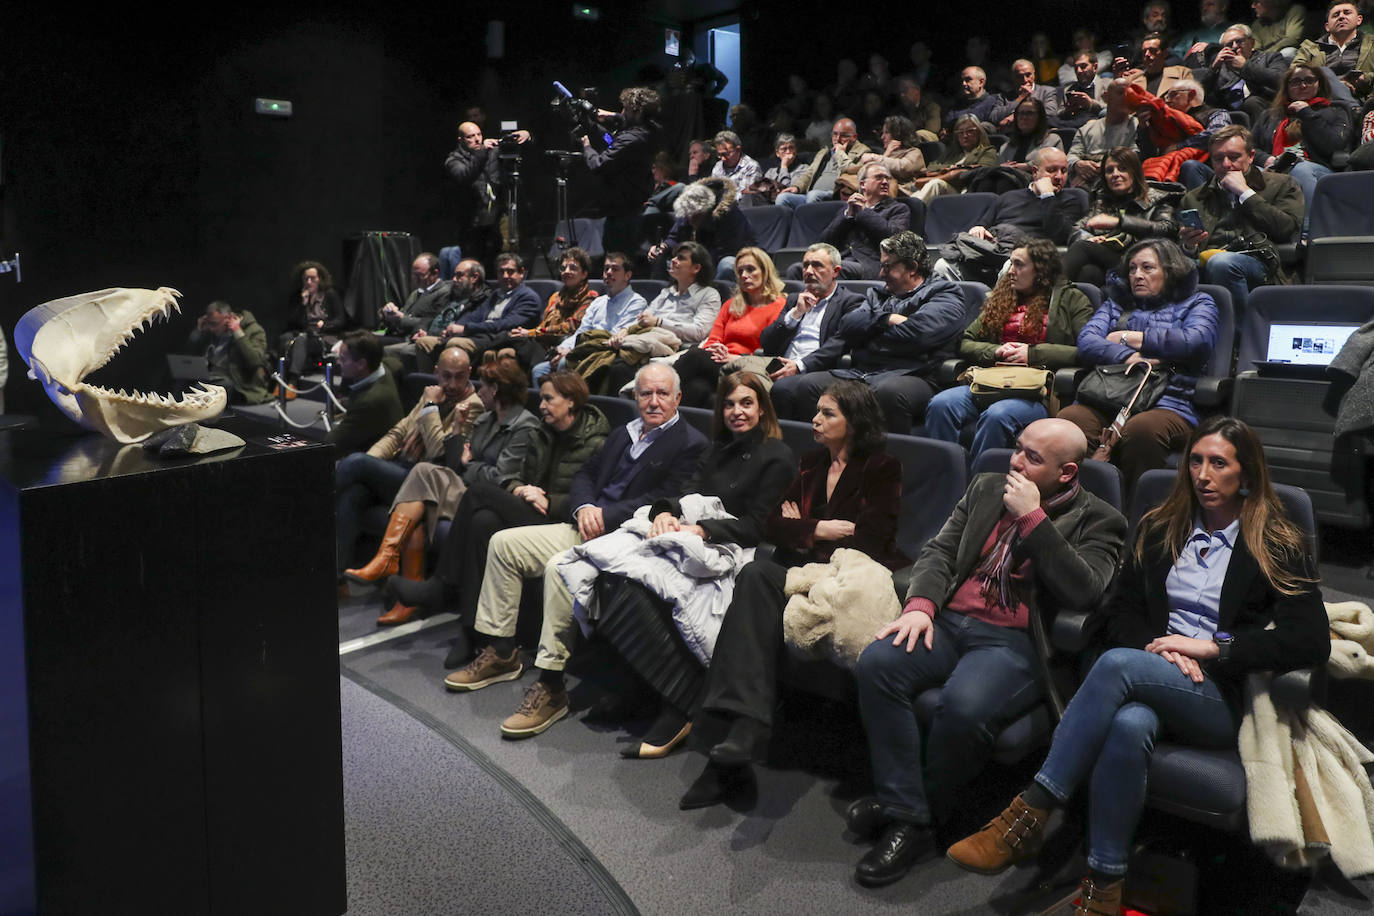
[1213,631,1234,662]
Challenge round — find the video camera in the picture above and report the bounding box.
[550,81,613,146]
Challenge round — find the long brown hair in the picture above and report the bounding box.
[1271,65,1331,147]
[977,238,1062,344]
[1135,416,1314,595]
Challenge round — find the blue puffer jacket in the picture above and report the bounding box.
[1075,267,1218,424]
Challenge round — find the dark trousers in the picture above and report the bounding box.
[1063,238,1124,288]
[700,559,791,726]
[674,345,729,407]
[855,611,1042,826]
[870,374,937,435]
[1057,403,1193,502]
[436,480,548,625]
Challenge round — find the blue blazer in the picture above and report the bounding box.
[757,285,865,373]
[567,416,710,530]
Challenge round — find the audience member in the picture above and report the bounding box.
[345,355,540,626]
[587,371,796,760]
[1295,0,1374,98]
[933,149,1085,283]
[1121,32,1194,96]
[911,117,1000,204]
[491,248,597,372]
[388,372,610,667]
[925,240,1094,460]
[710,129,762,194]
[787,163,909,280]
[443,363,709,740]
[188,300,272,405]
[759,243,867,419]
[683,138,716,184]
[853,418,1126,887]
[1175,0,1233,56]
[282,260,345,380]
[1251,0,1309,53]
[673,247,788,406]
[803,95,839,149]
[1066,148,1180,285]
[991,59,1063,129]
[334,346,479,584]
[944,67,1000,131]
[681,381,910,810]
[1067,82,1140,184]
[998,98,1065,173]
[377,253,450,341]
[1057,28,1115,86]
[891,77,942,141]
[651,177,756,280]
[386,259,488,374]
[1058,239,1219,492]
[441,253,543,356]
[536,253,646,382]
[777,119,871,208]
[1197,24,1289,114]
[1178,125,1303,311]
[1056,51,1115,130]
[755,133,811,202]
[948,417,1327,916]
[859,116,929,192]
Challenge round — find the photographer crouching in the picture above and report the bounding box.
[576,87,663,254]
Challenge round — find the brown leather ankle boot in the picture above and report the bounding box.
[945,793,1050,875]
[377,524,425,625]
[1074,876,1124,915]
[345,508,420,584]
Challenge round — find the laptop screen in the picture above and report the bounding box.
[1265,322,1359,366]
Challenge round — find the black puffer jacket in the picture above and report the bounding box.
[1252,102,1356,169]
[510,404,611,522]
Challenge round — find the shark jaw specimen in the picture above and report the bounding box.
[14,287,228,443]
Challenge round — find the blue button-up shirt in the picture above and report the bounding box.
[1165,517,1240,638]
[558,286,647,349]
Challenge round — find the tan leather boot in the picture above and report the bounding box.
[945,793,1050,875]
[345,506,421,584]
[377,525,425,625]
[1074,876,1123,915]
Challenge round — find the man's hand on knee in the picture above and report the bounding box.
[876,601,936,652]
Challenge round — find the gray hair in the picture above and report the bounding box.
[713,130,742,148]
[858,160,892,182]
[634,362,681,396]
[1170,78,1203,99]
[806,242,843,270]
[1221,22,1253,39]
[774,132,797,149]
[673,182,718,219]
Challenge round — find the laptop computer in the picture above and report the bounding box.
[167,353,220,382]
[1253,321,1360,379]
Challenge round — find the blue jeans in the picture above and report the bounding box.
[923,386,1047,464]
[531,360,553,384]
[335,452,411,575]
[856,611,1043,826]
[1178,159,1213,190]
[715,255,737,282]
[1033,647,1237,875]
[1200,249,1267,315]
[775,189,833,209]
[1287,160,1330,238]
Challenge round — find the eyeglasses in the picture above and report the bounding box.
[1289,75,1319,86]
[1223,38,1246,48]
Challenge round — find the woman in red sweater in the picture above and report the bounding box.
[675,246,787,406]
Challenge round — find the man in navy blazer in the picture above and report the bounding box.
[445,362,709,739]
[441,253,543,356]
[762,242,867,421]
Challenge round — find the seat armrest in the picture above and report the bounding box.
[1054,367,1088,398]
[936,358,969,389]
[753,541,778,566]
[1051,609,1099,653]
[1192,375,1233,410]
[891,566,912,599]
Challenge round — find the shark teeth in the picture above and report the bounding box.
[82,382,219,407]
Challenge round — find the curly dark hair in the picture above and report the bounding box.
[978,238,1063,345]
[820,380,888,458]
[288,260,333,306]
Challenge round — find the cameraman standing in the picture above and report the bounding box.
[445,120,530,269]
[579,87,661,253]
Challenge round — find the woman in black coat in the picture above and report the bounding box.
[1063,147,1179,286]
[595,370,796,759]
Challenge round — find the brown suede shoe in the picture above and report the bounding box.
[1074,876,1123,915]
[945,793,1050,875]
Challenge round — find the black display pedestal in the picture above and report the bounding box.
[0,416,346,915]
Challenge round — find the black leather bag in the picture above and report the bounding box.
[1076,363,1169,416]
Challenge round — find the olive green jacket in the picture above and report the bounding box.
[958,281,1094,370]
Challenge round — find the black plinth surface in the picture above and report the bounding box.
[0,415,346,915]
